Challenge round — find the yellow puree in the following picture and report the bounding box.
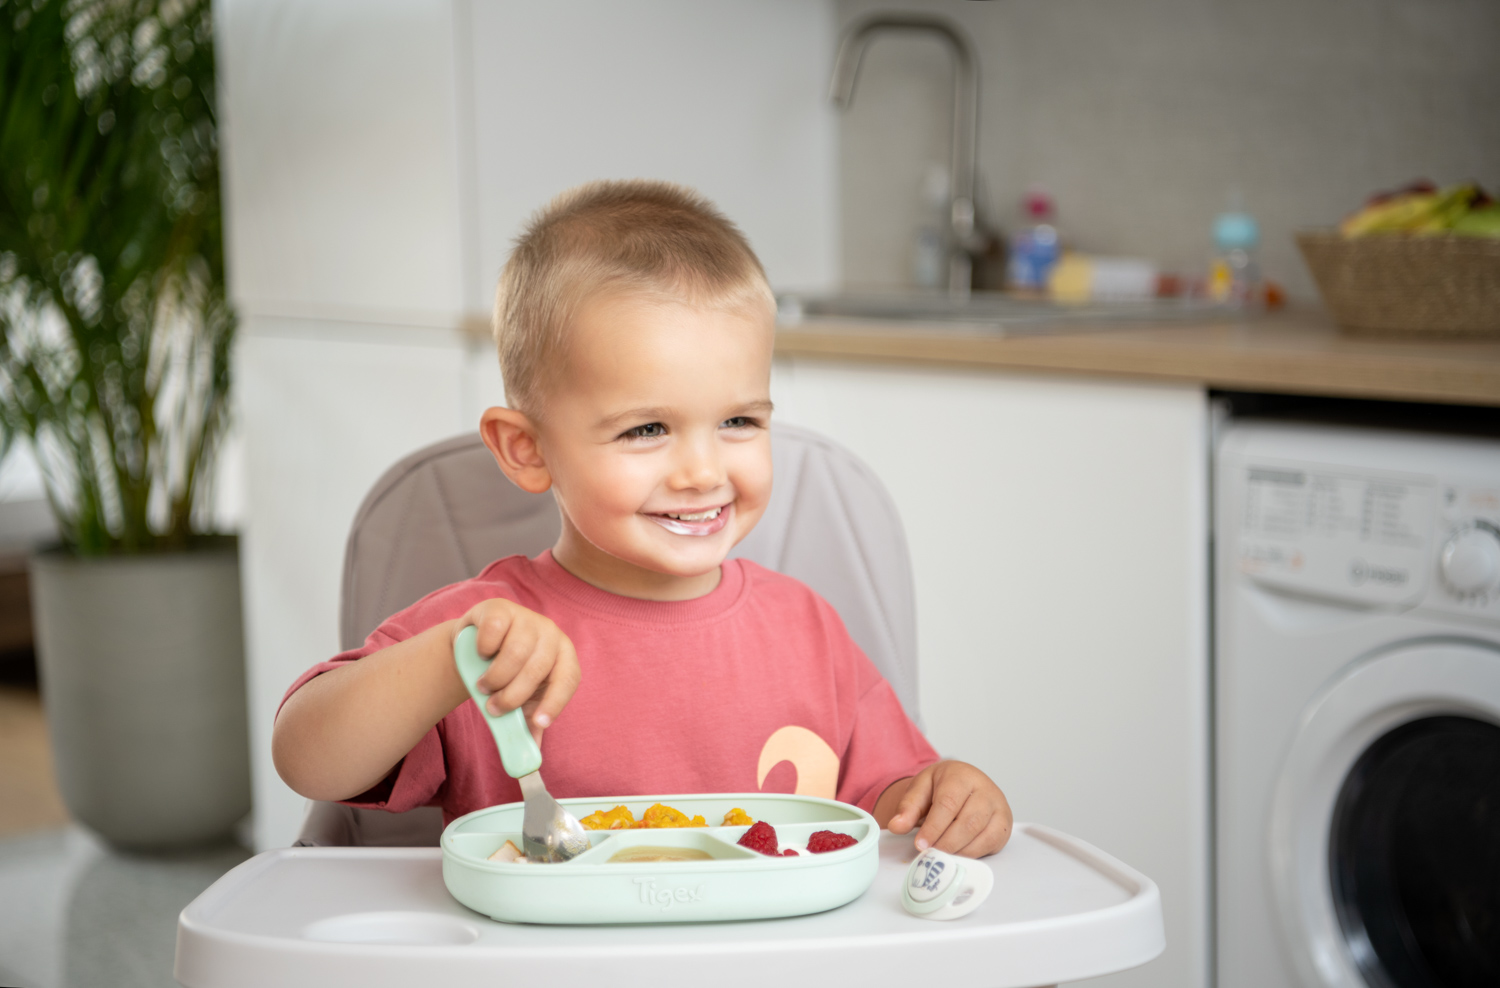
[607,846,715,864]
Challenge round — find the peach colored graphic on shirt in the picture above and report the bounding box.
[756,726,839,798]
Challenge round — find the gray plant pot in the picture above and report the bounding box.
[29,539,251,849]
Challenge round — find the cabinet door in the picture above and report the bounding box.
[772,356,1209,988]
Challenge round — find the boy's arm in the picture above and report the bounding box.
[273,598,581,802]
[273,619,469,801]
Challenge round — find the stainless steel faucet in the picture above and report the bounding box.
[829,13,981,299]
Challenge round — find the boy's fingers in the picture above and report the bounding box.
[960,814,1013,858]
[530,640,580,729]
[479,624,540,699]
[915,782,971,852]
[932,796,988,855]
[888,771,933,834]
[469,605,515,658]
[487,632,551,714]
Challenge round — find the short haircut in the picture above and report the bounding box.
[493,179,774,415]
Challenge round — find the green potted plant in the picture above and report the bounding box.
[0,0,248,848]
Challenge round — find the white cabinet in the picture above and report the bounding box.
[772,356,1210,988]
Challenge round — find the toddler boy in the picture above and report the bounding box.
[273,181,1011,857]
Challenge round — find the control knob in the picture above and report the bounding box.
[1440,522,1500,598]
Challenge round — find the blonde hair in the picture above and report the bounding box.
[493,179,775,415]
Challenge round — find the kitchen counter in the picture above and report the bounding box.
[775,309,1500,406]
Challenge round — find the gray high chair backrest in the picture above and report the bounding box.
[295,423,919,847]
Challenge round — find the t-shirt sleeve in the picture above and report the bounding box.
[800,590,938,812]
[275,576,520,814]
[836,673,941,812]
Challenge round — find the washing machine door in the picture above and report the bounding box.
[1268,639,1500,988]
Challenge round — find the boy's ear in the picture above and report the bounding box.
[479,406,553,494]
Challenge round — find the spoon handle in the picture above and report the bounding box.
[453,625,543,778]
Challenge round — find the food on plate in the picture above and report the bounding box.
[607,845,715,863]
[638,803,708,828]
[737,820,783,856]
[488,839,528,864]
[579,805,638,830]
[806,830,859,854]
[580,802,730,830]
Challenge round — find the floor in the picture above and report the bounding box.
[0,686,250,988]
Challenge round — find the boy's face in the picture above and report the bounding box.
[533,291,774,598]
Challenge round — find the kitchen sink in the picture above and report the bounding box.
[776,291,1238,335]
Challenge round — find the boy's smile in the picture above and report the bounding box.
[514,290,775,600]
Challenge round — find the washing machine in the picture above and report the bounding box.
[1215,421,1500,988]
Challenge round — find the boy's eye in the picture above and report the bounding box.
[623,422,667,440]
[721,416,756,430]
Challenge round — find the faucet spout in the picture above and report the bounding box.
[829,13,981,297]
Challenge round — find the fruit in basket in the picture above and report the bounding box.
[1339,181,1497,238]
[1453,205,1500,238]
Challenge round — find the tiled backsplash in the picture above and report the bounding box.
[836,0,1500,300]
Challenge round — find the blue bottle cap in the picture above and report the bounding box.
[1214,212,1259,251]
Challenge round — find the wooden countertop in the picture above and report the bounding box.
[775,309,1500,407]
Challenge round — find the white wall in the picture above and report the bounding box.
[462,0,841,307]
[771,359,1209,988]
[218,0,842,850]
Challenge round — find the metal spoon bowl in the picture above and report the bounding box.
[453,625,589,863]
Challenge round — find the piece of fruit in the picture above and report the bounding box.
[488,839,527,863]
[579,805,637,830]
[737,821,780,855]
[1453,204,1500,239]
[1339,182,1485,237]
[721,807,754,827]
[783,848,798,857]
[636,803,707,828]
[806,830,859,853]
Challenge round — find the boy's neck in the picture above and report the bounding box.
[551,528,723,602]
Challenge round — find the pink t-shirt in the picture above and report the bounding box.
[283,551,938,823]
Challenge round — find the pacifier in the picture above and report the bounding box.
[900,846,994,920]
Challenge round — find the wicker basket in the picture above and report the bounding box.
[1296,231,1500,337]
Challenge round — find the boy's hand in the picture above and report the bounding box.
[459,599,580,738]
[882,760,1012,858]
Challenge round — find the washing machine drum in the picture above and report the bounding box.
[1269,641,1500,988]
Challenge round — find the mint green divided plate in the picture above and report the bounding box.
[442,793,879,924]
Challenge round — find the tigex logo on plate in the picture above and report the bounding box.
[633,877,705,910]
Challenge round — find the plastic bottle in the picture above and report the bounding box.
[912,164,949,290]
[1007,189,1060,292]
[1209,210,1261,307]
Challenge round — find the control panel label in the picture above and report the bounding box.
[1237,460,1434,605]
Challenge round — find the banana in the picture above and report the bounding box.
[1339,193,1441,236]
[1340,183,1482,237]
[1452,205,1500,239]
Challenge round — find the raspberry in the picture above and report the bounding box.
[737,820,779,855]
[806,830,858,854]
[783,848,798,857]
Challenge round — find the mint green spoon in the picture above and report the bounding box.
[453,625,589,862]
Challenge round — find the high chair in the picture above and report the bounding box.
[180,424,1165,988]
[296,423,922,847]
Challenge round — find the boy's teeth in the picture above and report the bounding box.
[663,508,721,522]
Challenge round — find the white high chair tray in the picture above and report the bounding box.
[175,822,1164,988]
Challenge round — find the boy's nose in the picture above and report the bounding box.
[669,437,726,491]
